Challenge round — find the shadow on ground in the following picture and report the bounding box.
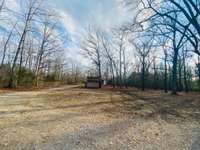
[100,89,200,123]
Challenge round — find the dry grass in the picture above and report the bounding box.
[0,86,200,150]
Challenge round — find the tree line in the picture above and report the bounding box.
[0,0,84,88]
[81,0,200,94]
[1,0,200,93]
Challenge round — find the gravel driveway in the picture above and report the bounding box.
[0,86,200,150]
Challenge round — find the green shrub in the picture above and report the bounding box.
[17,67,35,86]
[0,64,11,87]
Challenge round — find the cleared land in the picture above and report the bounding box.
[0,86,200,150]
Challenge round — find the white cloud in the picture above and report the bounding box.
[57,10,77,36]
[5,0,20,12]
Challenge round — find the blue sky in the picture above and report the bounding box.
[3,0,129,66]
[48,0,128,65]
[50,0,127,34]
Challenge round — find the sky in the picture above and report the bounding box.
[50,0,127,33]
[3,0,197,70]
[47,0,129,65]
[2,0,130,67]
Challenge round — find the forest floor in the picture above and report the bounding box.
[0,85,200,150]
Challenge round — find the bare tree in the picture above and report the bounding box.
[181,47,191,93]
[81,27,102,88]
[128,0,192,94]
[0,0,69,88]
[1,23,16,66]
[132,36,154,91]
[9,0,44,87]
[113,28,128,88]
[100,32,116,87]
[163,45,169,93]
[128,0,200,56]
[169,14,190,94]
[196,56,200,90]
[34,11,61,86]
[122,42,128,88]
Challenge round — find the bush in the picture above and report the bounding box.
[17,67,35,87]
[45,73,57,82]
[0,64,11,87]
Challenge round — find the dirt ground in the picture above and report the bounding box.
[0,85,200,150]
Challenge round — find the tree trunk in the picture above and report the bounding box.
[98,64,102,88]
[8,30,27,88]
[183,58,188,93]
[119,48,122,89]
[172,50,178,95]
[123,49,127,88]
[153,59,157,89]
[164,56,168,93]
[17,48,24,85]
[198,57,200,91]
[110,62,115,88]
[178,61,183,92]
[141,57,145,91]
[17,36,26,85]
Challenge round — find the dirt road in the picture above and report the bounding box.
[0,86,200,150]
